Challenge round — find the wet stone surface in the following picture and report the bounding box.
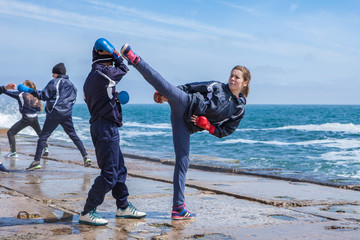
[1,134,360,239]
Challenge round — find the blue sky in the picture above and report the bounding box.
[0,0,359,104]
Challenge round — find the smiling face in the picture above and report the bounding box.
[228,69,248,97]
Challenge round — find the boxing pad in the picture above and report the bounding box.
[195,116,215,134]
[18,84,33,93]
[118,91,129,104]
[153,91,165,104]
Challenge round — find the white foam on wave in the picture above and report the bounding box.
[276,123,360,134]
[320,150,360,163]
[119,130,170,138]
[236,123,360,134]
[123,121,171,129]
[218,138,360,149]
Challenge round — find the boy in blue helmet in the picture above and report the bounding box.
[79,38,146,226]
[18,63,91,171]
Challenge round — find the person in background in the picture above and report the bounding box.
[121,43,251,220]
[18,63,91,171]
[2,80,49,158]
[80,38,146,226]
[0,83,16,172]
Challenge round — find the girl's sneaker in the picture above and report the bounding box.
[121,43,140,65]
[171,204,196,220]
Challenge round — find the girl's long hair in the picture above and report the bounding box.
[23,80,43,112]
[232,65,251,98]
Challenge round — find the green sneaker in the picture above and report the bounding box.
[26,161,41,171]
[42,147,50,157]
[5,152,18,158]
[83,156,91,167]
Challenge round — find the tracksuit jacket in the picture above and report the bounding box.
[83,59,129,125]
[31,75,76,119]
[2,90,41,117]
[178,81,246,138]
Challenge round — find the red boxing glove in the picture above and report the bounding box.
[195,116,215,134]
[153,91,164,103]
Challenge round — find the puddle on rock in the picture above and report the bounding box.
[186,233,234,239]
[270,214,297,221]
[274,195,295,200]
[324,225,359,231]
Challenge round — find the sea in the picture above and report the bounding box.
[1,97,360,187]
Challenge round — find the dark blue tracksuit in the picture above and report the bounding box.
[83,58,129,213]
[31,75,87,161]
[134,59,246,206]
[2,90,48,153]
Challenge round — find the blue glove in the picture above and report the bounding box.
[94,38,119,59]
[18,84,33,93]
[118,91,129,104]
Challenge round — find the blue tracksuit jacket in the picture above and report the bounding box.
[83,58,129,126]
[31,75,76,119]
[177,81,246,138]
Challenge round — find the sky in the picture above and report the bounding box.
[0,0,359,104]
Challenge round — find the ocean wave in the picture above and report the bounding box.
[218,138,360,149]
[123,121,171,129]
[119,130,170,138]
[236,123,360,134]
[320,150,360,162]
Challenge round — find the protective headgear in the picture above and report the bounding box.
[92,48,113,63]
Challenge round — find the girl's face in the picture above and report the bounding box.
[228,69,248,96]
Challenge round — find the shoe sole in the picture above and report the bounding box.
[79,220,108,226]
[115,214,146,219]
[120,43,130,57]
[171,216,196,220]
[42,152,49,157]
[26,166,41,171]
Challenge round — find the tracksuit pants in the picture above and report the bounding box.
[135,58,190,207]
[34,115,87,161]
[83,119,129,214]
[7,115,48,153]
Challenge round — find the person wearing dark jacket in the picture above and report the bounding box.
[0,83,16,172]
[79,38,146,226]
[18,63,91,171]
[121,43,251,220]
[3,80,49,158]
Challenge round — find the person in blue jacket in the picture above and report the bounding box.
[18,63,91,171]
[0,83,16,172]
[2,80,49,158]
[80,38,146,226]
[121,43,251,220]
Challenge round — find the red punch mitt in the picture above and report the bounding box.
[195,116,215,134]
[154,91,165,104]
